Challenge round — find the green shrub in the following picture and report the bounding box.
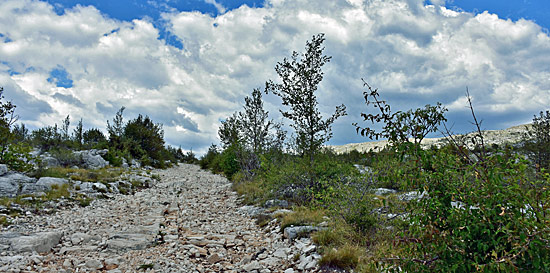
[391,148,550,272]
[199,144,220,170]
[260,152,358,204]
[2,142,35,172]
[523,110,550,172]
[104,148,125,167]
[219,144,240,179]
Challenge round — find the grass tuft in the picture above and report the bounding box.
[279,207,326,231]
[319,244,361,270]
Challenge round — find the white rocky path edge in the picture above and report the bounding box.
[0,164,321,273]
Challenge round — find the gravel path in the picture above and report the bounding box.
[0,164,319,272]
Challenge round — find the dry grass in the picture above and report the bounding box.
[279,207,326,230]
[232,175,268,205]
[319,244,362,270]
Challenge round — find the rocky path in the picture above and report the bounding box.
[0,164,318,272]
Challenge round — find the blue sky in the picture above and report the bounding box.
[1,0,549,154]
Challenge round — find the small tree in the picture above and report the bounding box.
[123,114,165,167]
[523,110,550,172]
[73,118,83,149]
[266,33,346,164]
[107,106,125,149]
[0,87,18,161]
[218,113,242,148]
[354,80,447,149]
[240,88,285,154]
[12,123,29,144]
[219,88,285,177]
[60,115,70,141]
[83,128,106,148]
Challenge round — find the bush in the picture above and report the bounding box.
[2,142,35,172]
[83,128,107,149]
[219,144,240,179]
[199,144,220,170]
[391,146,550,272]
[103,148,125,167]
[260,152,358,204]
[123,114,165,167]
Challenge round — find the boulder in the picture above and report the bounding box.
[75,182,107,193]
[121,158,129,169]
[107,233,155,251]
[131,159,141,168]
[41,156,60,168]
[74,150,108,169]
[8,231,63,253]
[264,199,289,208]
[283,226,323,240]
[0,164,8,176]
[238,205,266,217]
[0,173,37,197]
[36,177,69,190]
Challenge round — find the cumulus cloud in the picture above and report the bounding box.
[0,0,549,154]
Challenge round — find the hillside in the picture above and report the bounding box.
[328,124,532,153]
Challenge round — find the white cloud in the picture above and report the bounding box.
[204,0,226,14]
[0,0,549,154]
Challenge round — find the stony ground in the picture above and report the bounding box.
[0,164,321,273]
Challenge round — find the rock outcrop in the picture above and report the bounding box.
[0,170,37,197]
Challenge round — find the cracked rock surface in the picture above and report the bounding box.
[0,164,321,272]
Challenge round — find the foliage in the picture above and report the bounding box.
[523,110,550,172]
[199,144,220,170]
[49,148,82,167]
[219,88,285,177]
[259,151,358,204]
[0,87,18,162]
[240,88,285,154]
[266,33,346,163]
[103,148,126,167]
[218,112,242,148]
[218,144,240,179]
[82,128,107,149]
[354,80,447,148]
[60,115,70,141]
[2,142,35,172]
[107,106,125,149]
[123,114,166,168]
[181,149,198,164]
[11,123,29,143]
[73,118,83,149]
[378,95,550,272]
[31,125,61,151]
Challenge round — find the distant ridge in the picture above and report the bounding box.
[328,124,532,154]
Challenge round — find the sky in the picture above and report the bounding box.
[1,0,549,155]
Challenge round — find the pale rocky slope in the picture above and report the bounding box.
[328,124,531,154]
[0,164,318,273]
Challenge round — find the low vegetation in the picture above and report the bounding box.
[199,34,550,272]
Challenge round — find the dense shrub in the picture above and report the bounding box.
[123,114,166,167]
[391,147,550,272]
[219,144,240,179]
[83,128,107,149]
[199,144,220,170]
[259,151,359,204]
